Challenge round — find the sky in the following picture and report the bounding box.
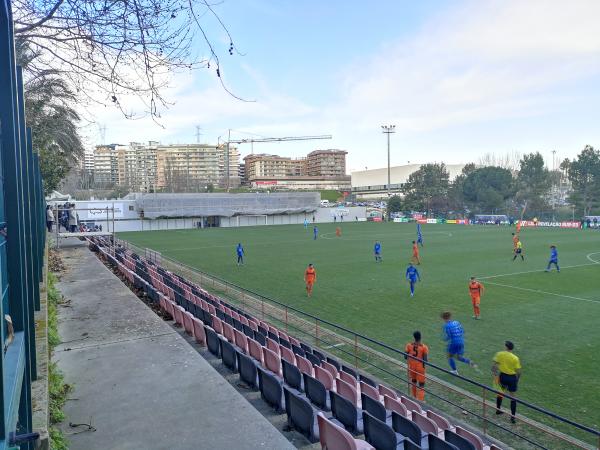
[82,0,600,173]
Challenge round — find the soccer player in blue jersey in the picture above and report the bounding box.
[374,241,382,262]
[545,245,560,272]
[313,225,318,240]
[441,312,478,374]
[405,263,420,297]
[417,223,424,247]
[236,243,244,266]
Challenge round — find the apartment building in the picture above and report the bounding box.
[306,149,347,177]
[243,149,350,190]
[92,142,240,192]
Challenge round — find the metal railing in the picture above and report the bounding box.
[0,0,46,447]
[115,238,599,450]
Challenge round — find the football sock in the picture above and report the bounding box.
[457,356,471,365]
[448,358,457,371]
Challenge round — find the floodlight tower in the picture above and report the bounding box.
[381,125,396,197]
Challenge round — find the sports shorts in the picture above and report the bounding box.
[499,373,518,393]
[447,341,464,355]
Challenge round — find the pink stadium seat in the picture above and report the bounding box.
[384,395,410,419]
[401,395,423,414]
[456,426,486,450]
[378,384,397,399]
[268,326,279,338]
[359,381,380,401]
[249,321,258,332]
[200,299,209,310]
[317,413,374,450]
[263,347,282,376]
[239,316,249,326]
[336,378,359,407]
[208,304,216,316]
[191,317,206,346]
[412,412,442,438]
[248,339,264,364]
[339,370,358,388]
[266,338,281,355]
[173,305,185,326]
[278,331,289,342]
[295,355,314,377]
[314,365,335,391]
[279,345,296,365]
[230,311,240,322]
[183,311,194,335]
[426,410,454,432]
[212,316,223,335]
[288,336,300,347]
[321,360,339,379]
[222,322,235,343]
[234,329,249,353]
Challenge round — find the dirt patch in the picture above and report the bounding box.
[49,248,66,273]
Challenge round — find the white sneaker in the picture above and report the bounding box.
[450,369,459,375]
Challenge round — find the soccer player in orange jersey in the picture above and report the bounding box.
[304,263,317,297]
[469,276,485,319]
[405,331,429,401]
[335,226,342,237]
[511,232,519,250]
[411,241,421,264]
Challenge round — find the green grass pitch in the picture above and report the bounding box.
[118,222,600,430]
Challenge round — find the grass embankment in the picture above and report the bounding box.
[47,270,71,450]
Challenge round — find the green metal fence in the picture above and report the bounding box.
[0,1,45,448]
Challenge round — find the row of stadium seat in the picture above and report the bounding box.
[90,238,502,450]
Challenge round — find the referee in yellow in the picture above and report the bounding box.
[492,341,522,423]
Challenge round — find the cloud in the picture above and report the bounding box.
[86,0,600,170]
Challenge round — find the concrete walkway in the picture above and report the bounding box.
[55,241,295,450]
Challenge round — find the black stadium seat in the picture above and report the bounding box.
[237,351,259,389]
[257,367,284,413]
[204,326,221,357]
[429,434,460,450]
[444,430,476,450]
[282,359,303,393]
[392,412,426,448]
[303,373,330,411]
[329,391,363,435]
[362,411,404,450]
[220,339,238,373]
[283,387,319,443]
[361,392,389,423]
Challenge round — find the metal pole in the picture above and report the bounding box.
[387,132,391,197]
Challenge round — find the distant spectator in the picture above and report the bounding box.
[68,204,78,232]
[46,205,55,232]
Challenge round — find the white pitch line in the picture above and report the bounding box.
[485,280,600,305]
[479,263,596,280]
[323,343,345,349]
[586,252,600,264]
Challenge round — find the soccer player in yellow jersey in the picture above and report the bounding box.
[492,341,522,423]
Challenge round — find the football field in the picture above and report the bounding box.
[118,222,600,430]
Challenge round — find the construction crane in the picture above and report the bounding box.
[224,132,332,191]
